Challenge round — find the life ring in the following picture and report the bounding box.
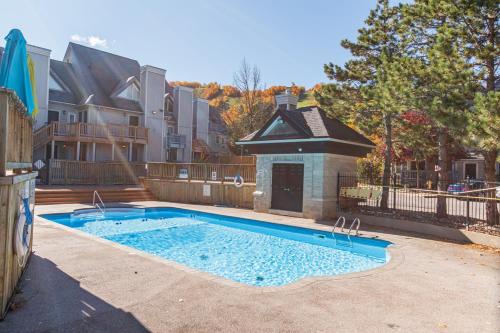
[14,196,33,267]
[234,175,244,188]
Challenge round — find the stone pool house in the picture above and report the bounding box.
[237,90,375,220]
[0,43,230,164]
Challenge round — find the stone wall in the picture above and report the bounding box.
[254,153,358,220]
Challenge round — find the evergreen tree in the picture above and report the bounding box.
[316,0,408,209]
[403,0,498,220]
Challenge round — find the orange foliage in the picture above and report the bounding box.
[169,81,202,89]
[221,105,240,127]
[290,85,305,96]
[203,82,221,100]
[309,83,323,93]
[209,96,227,108]
[222,85,240,97]
[262,86,287,98]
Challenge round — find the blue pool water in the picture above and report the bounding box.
[41,208,391,286]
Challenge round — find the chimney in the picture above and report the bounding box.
[275,87,298,111]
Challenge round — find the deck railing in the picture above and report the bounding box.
[33,121,149,147]
[147,162,256,183]
[0,88,33,176]
[47,159,147,185]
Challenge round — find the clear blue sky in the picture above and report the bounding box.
[1,0,394,88]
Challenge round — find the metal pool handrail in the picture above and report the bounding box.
[93,190,106,214]
[332,216,346,235]
[348,218,361,236]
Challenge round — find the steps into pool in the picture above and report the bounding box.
[35,186,157,205]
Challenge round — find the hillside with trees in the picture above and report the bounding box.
[169,68,317,148]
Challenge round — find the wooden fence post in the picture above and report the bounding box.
[0,93,8,177]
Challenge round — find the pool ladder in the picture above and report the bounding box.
[93,190,106,215]
[332,216,361,247]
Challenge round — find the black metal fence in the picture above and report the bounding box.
[338,173,500,236]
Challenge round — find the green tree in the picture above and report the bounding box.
[316,0,409,209]
[403,0,498,220]
[419,26,473,216]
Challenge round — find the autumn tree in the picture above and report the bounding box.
[222,59,273,147]
[222,85,240,98]
[202,82,222,100]
[169,81,202,89]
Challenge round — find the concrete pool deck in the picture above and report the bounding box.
[1,201,499,332]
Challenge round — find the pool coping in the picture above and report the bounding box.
[34,204,404,293]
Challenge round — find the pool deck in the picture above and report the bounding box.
[1,201,499,332]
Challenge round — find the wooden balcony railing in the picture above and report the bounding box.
[47,159,147,185]
[34,121,149,147]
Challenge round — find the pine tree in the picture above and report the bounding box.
[403,0,498,220]
[316,0,408,209]
[453,0,499,224]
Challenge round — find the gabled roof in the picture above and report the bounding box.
[59,42,143,111]
[239,106,375,147]
[49,59,84,104]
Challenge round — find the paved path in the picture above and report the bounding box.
[1,202,499,333]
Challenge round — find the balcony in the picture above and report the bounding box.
[34,121,149,148]
[165,134,186,149]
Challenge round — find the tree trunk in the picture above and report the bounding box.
[484,148,499,226]
[380,114,392,210]
[436,130,448,218]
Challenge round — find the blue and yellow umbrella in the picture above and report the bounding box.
[0,28,38,116]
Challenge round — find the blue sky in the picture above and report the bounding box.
[1,0,385,88]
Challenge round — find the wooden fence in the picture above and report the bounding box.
[143,178,255,209]
[43,161,256,185]
[48,159,146,185]
[147,162,256,183]
[0,88,37,318]
[0,88,33,176]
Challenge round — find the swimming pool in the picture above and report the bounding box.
[41,207,391,286]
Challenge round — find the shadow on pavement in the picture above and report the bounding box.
[0,254,150,333]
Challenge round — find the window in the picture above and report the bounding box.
[261,116,300,137]
[215,135,225,146]
[128,115,139,126]
[49,75,64,91]
[48,110,59,123]
[117,84,140,101]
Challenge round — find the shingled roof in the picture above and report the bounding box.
[239,106,375,147]
[59,42,143,111]
[49,59,84,104]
